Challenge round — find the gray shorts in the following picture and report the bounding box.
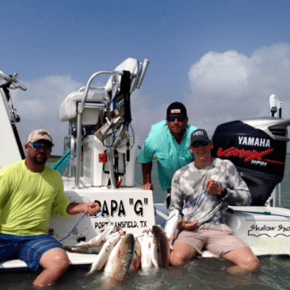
[176,223,248,257]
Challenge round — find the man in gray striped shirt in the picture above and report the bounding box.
[169,129,260,273]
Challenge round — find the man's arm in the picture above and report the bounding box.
[169,171,183,213]
[141,162,154,190]
[138,130,156,191]
[205,162,251,206]
[225,163,252,205]
[66,202,100,216]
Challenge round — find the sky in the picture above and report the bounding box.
[2,0,290,155]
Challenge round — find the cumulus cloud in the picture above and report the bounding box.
[189,50,251,97]
[186,43,290,138]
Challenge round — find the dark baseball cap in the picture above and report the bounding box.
[166,102,187,118]
[190,129,210,146]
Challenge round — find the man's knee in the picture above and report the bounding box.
[170,251,186,266]
[241,255,260,271]
[223,247,260,272]
[170,250,194,266]
[51,254,70,271]
[235,248,260,272]
[40,248,70,271]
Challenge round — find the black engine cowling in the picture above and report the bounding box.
[212,117,290,206]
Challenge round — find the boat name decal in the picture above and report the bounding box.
[217,147,274,162]
[94,198,147,217]
[92,198,150,230]
[248,224,290,237]
[238,137,271,147]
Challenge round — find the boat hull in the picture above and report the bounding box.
[2,200,290,272]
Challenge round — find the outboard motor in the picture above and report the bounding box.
[212,117,290,206]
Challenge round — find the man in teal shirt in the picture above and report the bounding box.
[138,102,198,207]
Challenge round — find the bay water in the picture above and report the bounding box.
[2,157,290,290]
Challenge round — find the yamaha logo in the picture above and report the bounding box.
[238,137,270,148]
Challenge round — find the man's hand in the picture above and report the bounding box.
[177,220,198,231]
[141,182,154,190]
[82,202,101,216]
[205,179,223,196]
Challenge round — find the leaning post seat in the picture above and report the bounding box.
[59,88,108,126]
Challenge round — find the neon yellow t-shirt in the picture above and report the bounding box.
[0,160,71,236]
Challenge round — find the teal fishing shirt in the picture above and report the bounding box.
[138,120,198,191]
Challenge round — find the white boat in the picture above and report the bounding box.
[1,58,290,273]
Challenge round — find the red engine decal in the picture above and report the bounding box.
[217,147,274,162]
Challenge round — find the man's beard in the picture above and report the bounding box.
[33,155,47,165]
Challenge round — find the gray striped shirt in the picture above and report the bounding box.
[169,158,251,226]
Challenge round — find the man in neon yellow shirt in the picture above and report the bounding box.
[0,129,100,287]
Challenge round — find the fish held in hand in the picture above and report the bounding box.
[150,231,159,268]
[129,238,142,271]
[103,233,135,283]
[86,232,121,276]
[87,225,118,245]
[141,230,153,270]
[164,209,179,247]
[152,225,170,268]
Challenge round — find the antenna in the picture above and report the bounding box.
[269,94,278,117]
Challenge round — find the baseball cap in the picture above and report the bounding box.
[166,102,187,118]
[27,129,54,146]
[190,129,210,146]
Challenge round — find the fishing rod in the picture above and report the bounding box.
[161,190,207,228]
[58,210,114,243]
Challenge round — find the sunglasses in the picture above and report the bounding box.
[167,115,186,122]
[29,142,52,151]
[191,141,209,148]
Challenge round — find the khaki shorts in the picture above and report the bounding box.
[176,223,248,257]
